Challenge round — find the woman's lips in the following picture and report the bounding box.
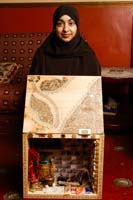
[62,34,70,38]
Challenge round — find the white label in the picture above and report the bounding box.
[79,129,91,135]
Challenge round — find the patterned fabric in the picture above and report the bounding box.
[0,32,49,84]
[0,32,49,113]
[0,83,25,113]
[0,62,21,84]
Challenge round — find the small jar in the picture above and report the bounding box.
[39,160,51,180]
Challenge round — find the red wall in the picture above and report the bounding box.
[0,4,133,68]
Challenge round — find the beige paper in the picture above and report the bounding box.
[23,75,104,134]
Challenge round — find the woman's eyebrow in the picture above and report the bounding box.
[58,19,64,22]
[58,18,74,22]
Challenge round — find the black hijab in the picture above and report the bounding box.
[30,4,101,75]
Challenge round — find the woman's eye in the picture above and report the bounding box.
[69,21,75,26]
[56,21,63,27]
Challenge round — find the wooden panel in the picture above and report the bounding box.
[23,76,104,135]
[0,0,133,3]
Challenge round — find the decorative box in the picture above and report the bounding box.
[23,75,104,199]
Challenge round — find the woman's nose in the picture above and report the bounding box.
[63,23,69,32]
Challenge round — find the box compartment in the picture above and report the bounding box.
[23,133,104,199]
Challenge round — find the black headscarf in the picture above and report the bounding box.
[53,4,80,30]
[30,4,101,75]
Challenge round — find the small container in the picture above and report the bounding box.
[39,160,51,180]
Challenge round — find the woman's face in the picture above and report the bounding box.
[55,15,77,42]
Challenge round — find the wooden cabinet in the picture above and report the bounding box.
[102,68,133,130]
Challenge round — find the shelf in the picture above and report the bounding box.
[102,74,133,131]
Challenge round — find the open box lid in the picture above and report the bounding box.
[23,75,104,135]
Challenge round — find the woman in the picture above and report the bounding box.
[30,4,101,75]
